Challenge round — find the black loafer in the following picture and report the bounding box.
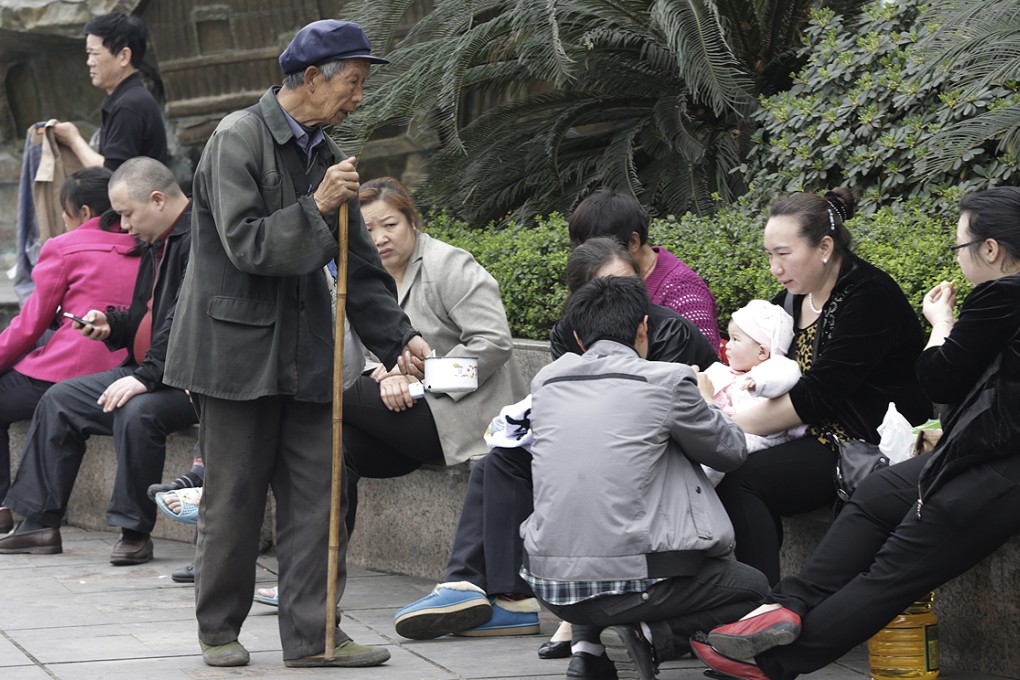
[172,563,195,583]
[539,639,571,659]
[565,651,618,679]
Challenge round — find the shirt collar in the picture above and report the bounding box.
[281,107,325,159]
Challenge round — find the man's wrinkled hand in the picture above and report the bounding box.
[313,156,360,214]
[78,310,111,341]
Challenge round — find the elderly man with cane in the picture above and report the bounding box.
[165,20,430,668]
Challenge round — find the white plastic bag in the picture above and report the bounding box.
[878,402,915,465]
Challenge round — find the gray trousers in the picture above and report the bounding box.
[4,366,197,533]
[543,557,768,661]
[193,395,349,660]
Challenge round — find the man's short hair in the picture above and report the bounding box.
[568,188,650,248]
[85,13,149,68]
[566,276,649,349]
[281,58,348,90]
[110,157,181,201]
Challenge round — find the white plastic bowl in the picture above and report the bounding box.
[424,356,479,394]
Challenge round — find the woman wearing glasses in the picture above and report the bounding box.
[709,187,932,586]
[693,186,1020,680]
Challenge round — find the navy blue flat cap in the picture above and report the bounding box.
[279,20,390,74]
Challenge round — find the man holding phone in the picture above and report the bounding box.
[0,157,195,565]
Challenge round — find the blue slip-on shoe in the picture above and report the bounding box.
[454,596,541,637]
[254,585,279,607]
[394,581,492,639]
[154,489,200,525]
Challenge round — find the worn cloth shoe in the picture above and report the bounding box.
[691,634,769,680]
[394,581,492,639]
[0,526,62,554]
[455,596,541,637]
[566,650,619,679]
[707,607,801,660]
[600,625,657,680]
[284,639,390,667]
[201,640,250,667]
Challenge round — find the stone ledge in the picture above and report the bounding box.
[8,421,276,551]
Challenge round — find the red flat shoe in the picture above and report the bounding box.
[691,636,769,680]
[707,607,801,660]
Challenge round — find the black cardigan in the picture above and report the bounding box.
[774,254,932,442]
[917,272,1020,501]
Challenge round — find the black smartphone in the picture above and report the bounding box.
[62,311,94,327]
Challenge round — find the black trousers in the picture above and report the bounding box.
[194,395,346,660]
[444,445,534,596]
[544,558,768,662]
[4,366,197,532]
[714,437,837,585]
[0,369,53,501]
[758,453,1020,680]
[341,374,443,536]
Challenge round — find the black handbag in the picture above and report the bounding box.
[832,434,889,502]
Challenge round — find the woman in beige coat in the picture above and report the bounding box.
[342,177,528,534]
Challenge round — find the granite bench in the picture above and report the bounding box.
[6,337,1018,677]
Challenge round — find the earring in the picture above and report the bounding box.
[822,257,828,264]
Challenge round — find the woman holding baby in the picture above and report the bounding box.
[713,187,933,586]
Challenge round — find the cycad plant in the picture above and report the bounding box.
[340,0,869,225]
[915,0,1020,178]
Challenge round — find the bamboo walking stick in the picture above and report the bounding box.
[325,201,349,660]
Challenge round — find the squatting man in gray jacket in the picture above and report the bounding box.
[520,276,769,680]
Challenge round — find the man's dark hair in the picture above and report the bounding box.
[85,13,149,68]
[567,187,650,248]
[566,276,649,349]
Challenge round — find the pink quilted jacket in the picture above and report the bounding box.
[0,216,140,382]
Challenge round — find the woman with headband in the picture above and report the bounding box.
[710,187,932,586]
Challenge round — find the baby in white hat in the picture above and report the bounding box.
[701,300,805,484]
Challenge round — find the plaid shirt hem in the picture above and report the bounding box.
[521,566,663,606]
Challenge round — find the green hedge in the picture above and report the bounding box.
[425,197,966,341]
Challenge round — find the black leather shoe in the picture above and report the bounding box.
[0,507,12,534]
[110,536,153,565]
[539,639,572,659]
[565,651,618,679]
[0,526,62,554]
[172,563,195,583]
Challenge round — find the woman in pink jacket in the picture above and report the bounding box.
[0,167,139,532]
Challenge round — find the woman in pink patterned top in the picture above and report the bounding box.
[568,188,721,352]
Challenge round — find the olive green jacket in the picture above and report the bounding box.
[165,88,416,401]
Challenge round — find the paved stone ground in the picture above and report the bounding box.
[0,527,1004,680]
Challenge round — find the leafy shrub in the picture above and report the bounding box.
[424,213,570,340]
[424,196,965,341]
[744,0,1020,214]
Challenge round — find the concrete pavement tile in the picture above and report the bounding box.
[390,634,568,678]
[47,647,455,680]
[0,634,33,667]
[0,666,53,679]
[9,619,283,664]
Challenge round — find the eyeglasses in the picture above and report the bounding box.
[949,238,984,252]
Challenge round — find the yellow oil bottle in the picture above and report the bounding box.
[868,592,939,680]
